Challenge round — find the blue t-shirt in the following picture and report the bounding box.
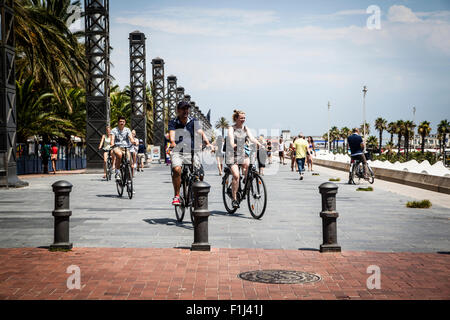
[347,133,363,156]
[168,117,199,152]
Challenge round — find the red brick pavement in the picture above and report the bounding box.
[0,248,449,300]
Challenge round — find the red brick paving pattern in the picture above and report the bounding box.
[0,248,449,300]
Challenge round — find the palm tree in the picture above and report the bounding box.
[387,122,397,144]
[437,119,449,154]
[16,76,72,144]
[374,117,387,153]
[330,126,340,151]
[322,133,329,151]
[396,120,405,154]
[385,141,394,155]
[417,121,431,153]
[403,120,416,158]
[367,135,379,151]
[215,117,230,138]
[110,85,131,128]
[15,0,86,113]
[360,123,370,137]
[340,127,351,153]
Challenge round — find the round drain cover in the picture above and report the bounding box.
[238,270,321,284]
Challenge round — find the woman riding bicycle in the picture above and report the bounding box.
[98,126,112,179]
[226,109,263,209]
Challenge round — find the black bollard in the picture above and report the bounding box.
[191,181,211,251]
[50,180,73,250]
[318,182,341,253]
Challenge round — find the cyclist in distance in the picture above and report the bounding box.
[347,128,369,178]
[226,109,264,209]
[110,116,137,181]
[169,101,213,206]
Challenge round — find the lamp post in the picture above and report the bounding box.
[327,101,331,153]
[362,86,368,148]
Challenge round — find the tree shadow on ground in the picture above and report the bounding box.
[96,194,126,199]
[210,210,254,220]
[298,248,320,252]
[143,218,193,230]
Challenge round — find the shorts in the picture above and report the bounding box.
[50,154,57,161]
[114,146,131,162]
[138,153,145,163]
[171,152,204,176]
[279,151,284,157]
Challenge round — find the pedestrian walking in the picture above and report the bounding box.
[306,136,316,172]
[294,133,309,180]
[137,139,146,172]
[257,136,267,175]
[214,135,225,175]
[278,138,286,165]
[41,142,50,174]
[267,140,273,164]
[50,142,58,174]
[289,136,298,172]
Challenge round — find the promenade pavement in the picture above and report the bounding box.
[0,153,449,252]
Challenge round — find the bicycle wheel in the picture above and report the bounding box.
[367,166,375,184]
[116,169,124,197]
[352,163,362,185]
[106,159,112,181]
[126,165,133,199]
[188,184,195,224]
[222,173,237,214]
[247,173,267,219]
[175,180,186,222]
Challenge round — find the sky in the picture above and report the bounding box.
[80,0,450,138]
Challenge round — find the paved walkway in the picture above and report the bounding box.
[1,154,449,252]
[0,247,448,300]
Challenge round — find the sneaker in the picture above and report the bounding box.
[232,200,240,209]
[172,196,181,206]
[299,175,304,180]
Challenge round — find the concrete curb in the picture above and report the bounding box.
[314,158,450,195]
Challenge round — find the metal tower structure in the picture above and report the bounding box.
[129,31,147,145]
[152,58,165,159]
[84,0,110,171]
[0,1,27,187]
[176,87,185,105]
[167,75,177,121]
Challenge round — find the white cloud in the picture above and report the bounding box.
[115,7,278,37]
[387,5,421,23]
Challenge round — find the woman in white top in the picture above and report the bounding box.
[130,130,138,177]
[278,138,285,165]
[227,110,263,209]
[98,126,112,179]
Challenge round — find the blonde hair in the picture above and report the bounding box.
[232,109,246,123]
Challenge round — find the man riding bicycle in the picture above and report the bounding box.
[110,116,137,181]
[169,101,212,206]
[347,128,369,179]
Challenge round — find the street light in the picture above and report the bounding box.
[328,101,331,153]
[362,86,368,148]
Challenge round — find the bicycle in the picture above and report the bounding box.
[113,146,134,199]
[174,151,203,224]
[104,148,113,181]
[222,148,267,219]
[348,152,375,185]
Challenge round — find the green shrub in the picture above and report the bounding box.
[406,200,432,208]
[356,186,373,191]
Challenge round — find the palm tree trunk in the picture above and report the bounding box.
[379,131,383,154]
[421,135,425,153]
[397,134,402,154]
[390,133,393,144]
[221,128,224,138]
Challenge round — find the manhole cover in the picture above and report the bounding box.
[238,270,321,284]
